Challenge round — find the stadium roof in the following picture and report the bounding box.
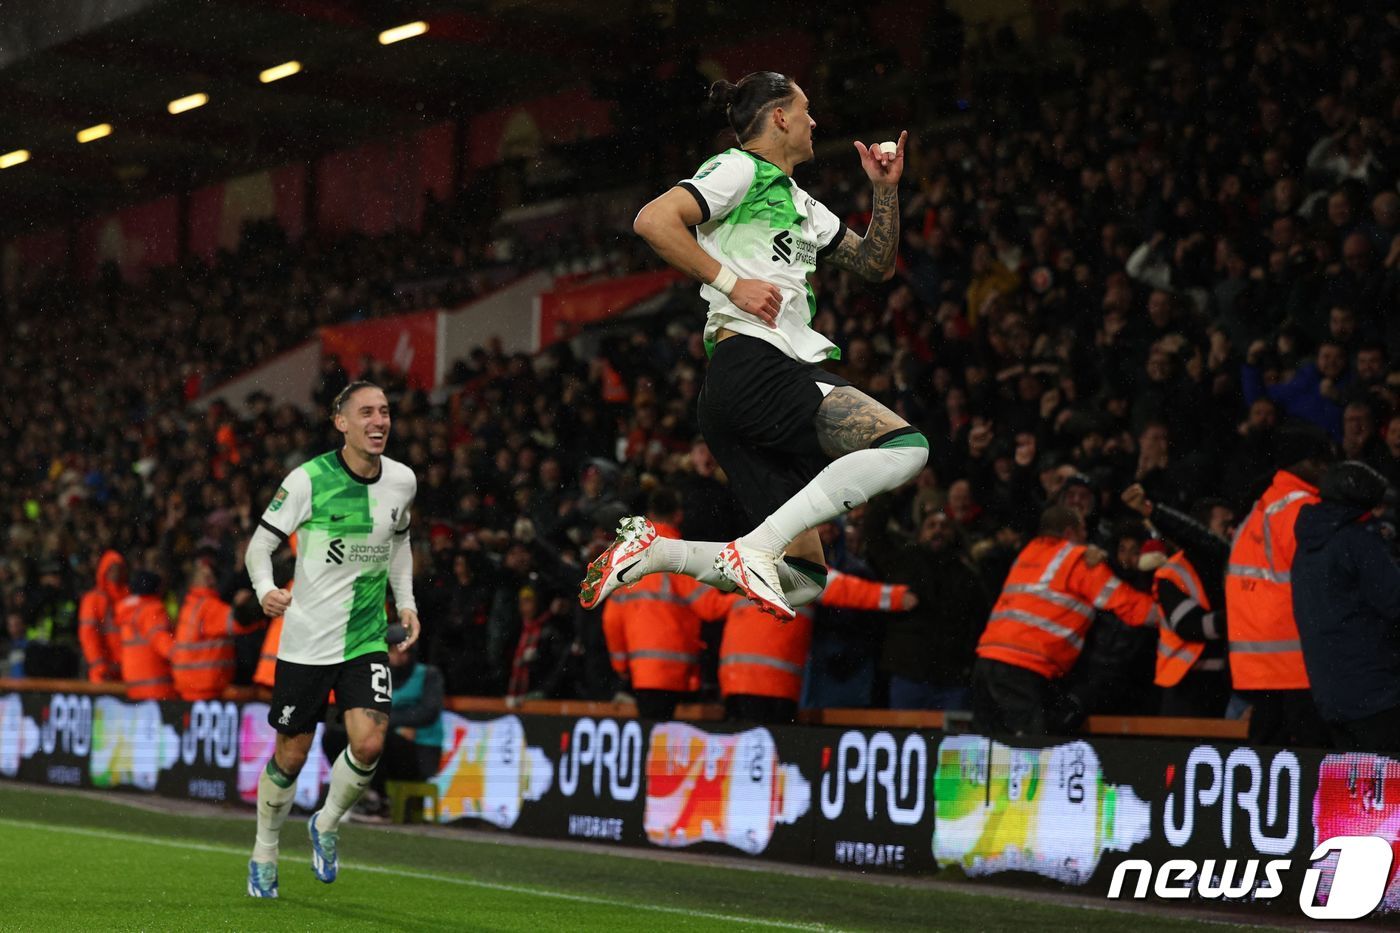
[0,0,745,239]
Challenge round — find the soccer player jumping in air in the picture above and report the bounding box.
[243,381,419,897]
[580,72,926,619]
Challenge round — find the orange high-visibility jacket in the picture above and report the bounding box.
[253,537,296,690]
[1225,470,1317,690]
[719,569,910,702]
[117,594,175,700]
[1153,552,1222,687]
[253,616,282,689]
[78,551,127,683]
[601,523,732,692]
[976,536,1159,680]
[172,587,255,701]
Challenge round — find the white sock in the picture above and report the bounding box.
[742,443,928,555]
[252,759,298,862]
[316,748,377,831]
[645,537,736,590]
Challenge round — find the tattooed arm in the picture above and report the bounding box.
[826,130,907,282]
[825,185,901,282]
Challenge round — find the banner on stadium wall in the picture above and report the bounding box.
[4,691,1399,920]
[319,309,440,391]
[534,269,684,350]
[75,196,179,282]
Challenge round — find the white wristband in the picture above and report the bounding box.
[710,266,738,297]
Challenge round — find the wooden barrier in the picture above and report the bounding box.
[0,678,125,697]
[0,677,1249,741]
[1083,714,1249,740]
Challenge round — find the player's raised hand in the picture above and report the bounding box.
[398,608,421,650]
[854,130,907,187]
[730,277,782,327]
[261,587,292,618]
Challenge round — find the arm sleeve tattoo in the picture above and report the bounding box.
[826,185,900,282]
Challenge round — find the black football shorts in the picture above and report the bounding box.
[697,334,850,524]
[267,651,392,736]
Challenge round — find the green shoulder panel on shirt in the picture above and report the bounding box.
[724,150,800,230]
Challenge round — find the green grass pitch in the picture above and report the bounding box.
[0,785,1259,931]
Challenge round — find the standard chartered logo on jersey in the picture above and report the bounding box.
[324,538,389,565]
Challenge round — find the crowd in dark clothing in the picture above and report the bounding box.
[4,0,1400,724]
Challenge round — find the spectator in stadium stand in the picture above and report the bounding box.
[971,506,1160,736]
[601,489,732,720]
[171,554,264,702]
[22,559,79,678]
[1122,485,1236,718]
[116,571,176,701]
[78,551,128,683]
[1243,338,1352,442]
[1378,412,1400,487]
[418,550,493,697]
[506,586,589,705]
[5,611,28,678]
[719,564,914,724]
[1292,461,1400,754]
[861,500,991,711]
[1225,424,1334,747]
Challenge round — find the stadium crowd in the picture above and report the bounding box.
[4,0,1400,745]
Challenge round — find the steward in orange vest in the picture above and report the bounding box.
[1122,486,1235,718]
[173,558,265,701]
[78,550,127,683]
[1224,426,1332,746]
[116,571,175,701]
[719,567,913,724]
[972,506,1159,735]
[1152,552,1230,704]
[254,616,282,690]
[602,516,732,720]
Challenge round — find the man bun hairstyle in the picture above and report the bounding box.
[331,379,383,418]
[709,71,795,144]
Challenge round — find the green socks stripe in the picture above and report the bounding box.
[264,759,295,789]
[876,431,929,449]
[783,556,828,588]
[342,748,377,777]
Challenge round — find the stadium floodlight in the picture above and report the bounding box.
[378,21,427,45]
[259,61,302,83]
[167,93,209,115]
[0,149,30,169]
[77,124,113,144]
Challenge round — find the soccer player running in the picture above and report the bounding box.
[243,381,419,897]
[580,71,926,619]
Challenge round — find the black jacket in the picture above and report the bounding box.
[1292,501,1400,723]
[1150,503,1228,609]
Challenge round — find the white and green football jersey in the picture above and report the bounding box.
[678,149,847,363]
[258,450,416,665]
